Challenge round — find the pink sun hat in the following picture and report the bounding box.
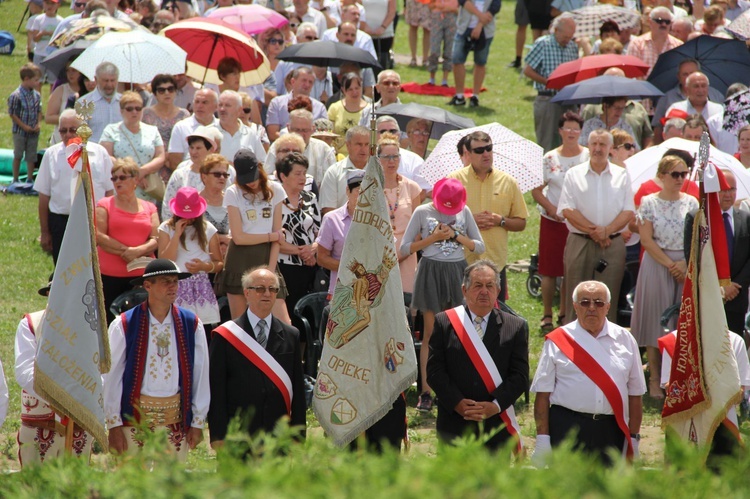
[169,186,207,219]
[432,178,467,215]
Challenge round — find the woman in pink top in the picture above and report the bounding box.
[95,158,159,323]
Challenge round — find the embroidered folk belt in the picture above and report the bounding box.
[134,394,182,427]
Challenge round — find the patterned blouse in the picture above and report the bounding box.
[279,190,321,266]
[638,193,698,251]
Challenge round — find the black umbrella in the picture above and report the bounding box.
[550,75,664,105]
[41,39,93,81]
[647,35,750,95]
[277,40,381,69]
[375,103,476,140]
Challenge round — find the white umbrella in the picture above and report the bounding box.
[72,29,187,84]
[421,122,543,193]
[624,137,750,199]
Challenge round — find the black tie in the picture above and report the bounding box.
[723,212,734,262]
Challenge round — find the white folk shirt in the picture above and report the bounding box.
[557,160,634,234]
[14,313,42,399]
[33,141,114,215]
[103,310,210,428]
[531,320,646,416]
[661,331,750,389]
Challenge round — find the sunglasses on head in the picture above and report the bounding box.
[669,171,689,179]
[111,174,134,182]
[206,171,231,179]
[155,86,175,94]
[123,106,142,112]
[471,144,493,154]
[578,298,607,309]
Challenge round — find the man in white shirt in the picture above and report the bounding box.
[360,70,402,126]
[664,72,724,126]
[266,67,328,142]
[531,280,645,466]
[76,61,122,143]
[34,109,114,264]
[557,129,634,323]
[287,0,328,38]
[320,5,376,58]
[319,125,370,214]
[104,259,210,460]
[167,88,219,168]
[214,90,267,165]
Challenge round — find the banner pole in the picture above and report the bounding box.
[65,418,74,455]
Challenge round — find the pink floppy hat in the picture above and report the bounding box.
[433,178,467,216]
[169,186,207,219]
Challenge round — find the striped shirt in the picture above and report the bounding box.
[524,34,579,93]
[7,85,41,136]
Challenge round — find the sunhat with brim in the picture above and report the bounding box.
[169,186,207,219]
[38,273,54,296]
[433,178,467,216]
[312,129,340,138]
[130,259,191,286]
[187,125,221,151]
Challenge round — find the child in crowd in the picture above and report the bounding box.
[7,63,43,184]
[30,0,62,84]
[25,0,44,62]
[427,0,458,87]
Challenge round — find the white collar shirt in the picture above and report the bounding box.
[77,88,122,143]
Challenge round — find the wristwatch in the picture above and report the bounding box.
[630,433,641,441]
[499,216,506,228]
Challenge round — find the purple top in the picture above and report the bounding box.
[315,204,352,295]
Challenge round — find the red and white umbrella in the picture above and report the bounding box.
[422,123,543,192]
[207,5,288,35]
[161,18,271,86]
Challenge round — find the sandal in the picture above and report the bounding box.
[556,314,565,326]
[409,58,418,67]
[540,315,554,332]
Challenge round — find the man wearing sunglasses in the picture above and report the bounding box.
[448,130,528,302]
[557,129,634,324]
[209,267,306,451]
[626,7,682,79]
[531,280,646,466]
[34,109,114,264]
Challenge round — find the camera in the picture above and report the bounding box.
[595,259,608,274]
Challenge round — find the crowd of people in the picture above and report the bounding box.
[5,0,750,469]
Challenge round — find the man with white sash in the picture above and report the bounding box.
[15,277,92,466]
[104,259,210,461]
[531,281,646,466]
[208,267,306,451]
[427,260,528,453]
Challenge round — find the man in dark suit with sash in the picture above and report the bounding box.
[209,267,306,450]
[427,259,529,453]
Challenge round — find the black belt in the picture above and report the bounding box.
[554,405,615,421]
[538,90,556,96]
[572,232,621,241]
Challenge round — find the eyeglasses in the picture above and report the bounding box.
[617,143,636,151]
[409,130,430,136]
[290,22,300,28]
[290,127,312,134]
[206,171,231,178]
[378,129,399,135]
[380,80,400,87]
[578,299,607,309]
[74,1,86,7]
[471,144,493,154]
[378,154,401,161]
[124,106,143,112]
[653,18,671,25]
[246,285,280,294]
[278,148,302,154]
[669,171,689,179]
[155,86,176,94]
[111,174,134,182]
[59,127,78,134]
[301,35,317,41]
[268,38,285,45]
[242,107,252,114]
[560,127,581,133]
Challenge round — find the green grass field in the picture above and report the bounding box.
[0,0,722,485]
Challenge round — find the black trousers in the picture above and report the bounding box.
[49,212,69,265]
[278,262,317,337]
[550,405,625,466]
[349,394,406,453]
[101,274,134,324]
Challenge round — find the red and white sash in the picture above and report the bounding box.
[445,306,523,453]
[214,321,293,415]
[546,327,634,459]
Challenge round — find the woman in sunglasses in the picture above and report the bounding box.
[608,128,636,167]
[101,91,166,204]
[142,74,190,154]
[95,158,159,323]
[199,154,231,260]
[531,111,589,332]
[630,155,697,399]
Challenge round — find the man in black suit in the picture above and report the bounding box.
[427,259,529,452]
[685,170,750,335]
[208,267,306,450]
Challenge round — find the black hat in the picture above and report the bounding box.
[130,259,191,286]
[38,273,54,296]
[234,148,260,184]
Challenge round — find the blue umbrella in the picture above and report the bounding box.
[550,75,664,105]
[647,35,750,95]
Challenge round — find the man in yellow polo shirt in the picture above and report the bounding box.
[448,130,528,300]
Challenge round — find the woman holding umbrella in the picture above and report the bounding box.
[531,111,589,331]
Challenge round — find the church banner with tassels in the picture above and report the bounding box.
[312,156,417,447]
[662,164,742,457]
[34,135,111,451]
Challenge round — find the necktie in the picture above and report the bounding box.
[256,319,268,349]
[724,212,734,262]
[473,315,484,340]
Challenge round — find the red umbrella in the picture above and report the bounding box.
[545,54,650,90]
[161,18,270,86]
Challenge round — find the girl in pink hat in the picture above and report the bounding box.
[399,177,485,412]
[158,186,223,325]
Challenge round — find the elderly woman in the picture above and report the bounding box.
[580,97,638,149]
[406,118,432,159]
[142,74,190,153]
[95,158,159,323]
[277,152,321,329]
[531,111,589,331]
[631,155,698,399]
[200,153,231,260]
[609,128,637,167]
[100,91,166,204]
[327,73,369,155]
